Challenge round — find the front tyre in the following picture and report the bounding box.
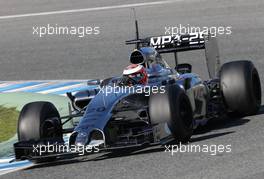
[17,101,63,163]
[149,85,194,143]
[18,101,63,141]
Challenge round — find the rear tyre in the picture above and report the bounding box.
[220,60,261,116]
[149,85,194,143]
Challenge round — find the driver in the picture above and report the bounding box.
[122,64,148,86]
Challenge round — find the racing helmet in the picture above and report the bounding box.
[122,64,148,85]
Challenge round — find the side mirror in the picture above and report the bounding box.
[175,63,192,74]
[87,79,101,86]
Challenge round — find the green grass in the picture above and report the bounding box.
[0,106,19,142]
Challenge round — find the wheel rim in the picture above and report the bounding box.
[41,119,60,138]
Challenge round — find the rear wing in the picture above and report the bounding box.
[126,33,220,78]
[126,33,205,53]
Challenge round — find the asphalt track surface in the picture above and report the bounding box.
[1,0,264,178]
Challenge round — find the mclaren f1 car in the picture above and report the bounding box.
[13,28,261,162]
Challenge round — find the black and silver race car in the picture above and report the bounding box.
[13,30,261,162]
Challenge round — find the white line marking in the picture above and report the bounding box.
[0,81,29,88]
[0,162,34,176]
[39,83,86,94]
[4,82,55,92]
[0,80,87,83]
[0,0,179,20]
[0,158,14,164]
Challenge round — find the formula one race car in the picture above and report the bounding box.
[13,26,261,162]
